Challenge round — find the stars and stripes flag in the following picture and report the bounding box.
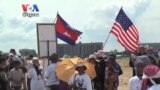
[55,13,82,45]
[111,8,139,52]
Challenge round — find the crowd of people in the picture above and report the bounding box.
[0,49,123,90]
[0,46,160,90]
[129,46,160,90]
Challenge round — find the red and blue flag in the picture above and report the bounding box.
[55,14,82,45]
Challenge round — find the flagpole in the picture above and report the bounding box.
[122,0,127,8]
[53,12,58,24]
[54,12,59,59]
[53,17,57,24]
[103,31,111,50]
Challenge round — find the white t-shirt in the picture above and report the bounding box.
[28,67,45,90]
[147,84,160,90]
[129,76,142,90]
[68,73,92,90]
[45,63,59,86]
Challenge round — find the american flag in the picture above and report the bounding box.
[111,8,139,52]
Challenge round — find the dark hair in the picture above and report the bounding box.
[0,57,6,63]
[109,53,116,56]
[106,55,115,62]
[105,59,113,64]
[49,53,58,63]
[97,57,104,60]
[20,67,27,73]
[13,61,21,65]
[29,55,34,59]
[10,49,16,53]
[75,66,87,71]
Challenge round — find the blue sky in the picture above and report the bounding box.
[0,0,160,52]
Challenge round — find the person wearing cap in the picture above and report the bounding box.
[68,64,92,90]
[88,54,102,90]
[109,53,123,76]
[128,55,151,90]
[28,57,45,90]
[141,65,160,90]
[104,56,118,90]
[45,53,60,90]
[8,61,25,90]
[8,49,22,70]
[0,57,9,90]
[105,53,122,90]
[95,50,106,90]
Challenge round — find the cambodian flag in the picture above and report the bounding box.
[55,14,82,45]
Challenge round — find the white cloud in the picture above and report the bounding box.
[0,0,160,53]
[80,0,158,51]
[0,14,37,52]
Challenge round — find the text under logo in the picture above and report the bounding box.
[22,4,39,18]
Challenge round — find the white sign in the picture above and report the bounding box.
[37,23,57,57]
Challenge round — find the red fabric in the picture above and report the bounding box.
[141,65,160,90]
[143,65,159,77]
[111,8,139,53]
[55,14,80,42]
[141,79,148,90]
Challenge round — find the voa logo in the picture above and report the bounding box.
[22,4,39,18]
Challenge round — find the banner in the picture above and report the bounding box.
[37,23,57,57]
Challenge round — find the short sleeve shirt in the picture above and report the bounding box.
[129,76,142,90]
[9,68,24,87]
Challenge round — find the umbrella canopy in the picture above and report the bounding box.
[55,57,96,83]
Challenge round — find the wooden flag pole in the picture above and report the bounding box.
[103,31,111,50]
[54,12,59,59]
[53,13,58,24]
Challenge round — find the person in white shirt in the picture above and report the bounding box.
[147,85,160,90]
[28,57,45,90]
[129,55,151,90]
[45,53,59,90]
[68,64,92,90]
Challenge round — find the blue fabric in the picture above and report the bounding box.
[56,14,82,45]
[116,8,133,31]
[113,61,123,75]
[113,61,123,86]
[57,14,82,35]
[56,32,75,45]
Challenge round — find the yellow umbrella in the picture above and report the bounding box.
[83,60,97,80]
[55,57,96,83]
